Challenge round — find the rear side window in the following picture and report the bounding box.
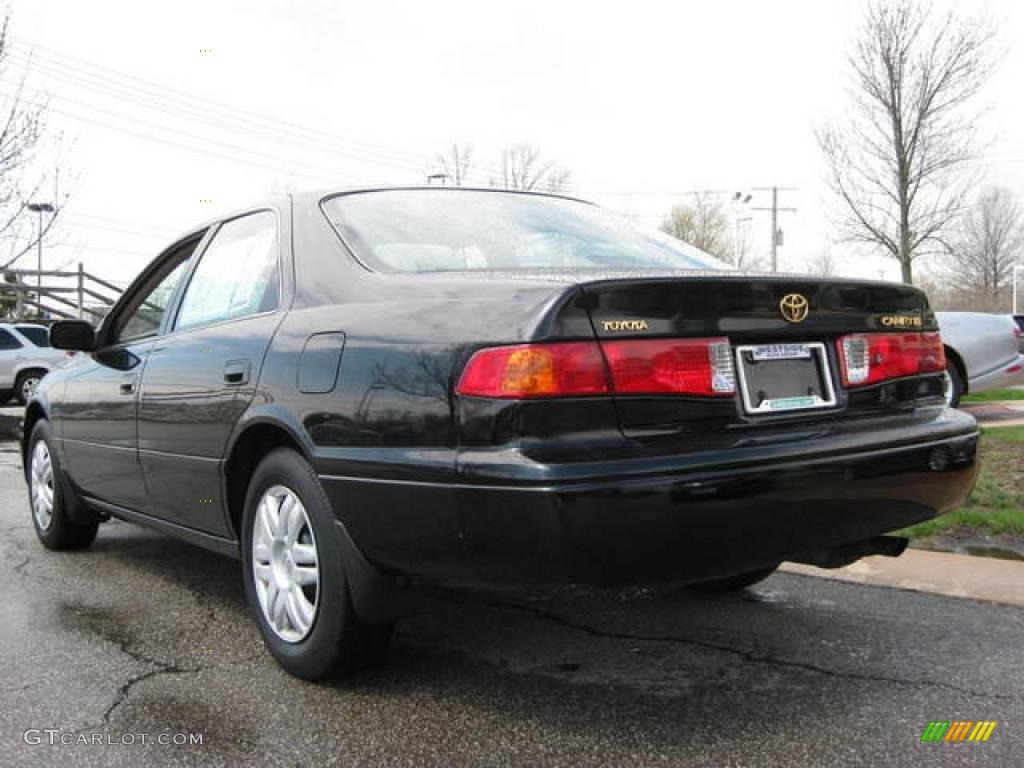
[174,211,279,332]
[15,326,50,347]
[0,329,23,350]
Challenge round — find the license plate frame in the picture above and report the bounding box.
[734,342,837,414]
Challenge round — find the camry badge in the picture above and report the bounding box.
[779,293,809,323]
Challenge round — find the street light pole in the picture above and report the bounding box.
[731,192,752,267]
[26,202,54,316]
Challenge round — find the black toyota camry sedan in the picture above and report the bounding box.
[24,187,979,679]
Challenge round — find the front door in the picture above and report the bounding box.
[59,244,198,510]
[138,210,282,535]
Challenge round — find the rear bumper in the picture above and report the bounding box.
[969,353,1024,393]
[320,408,980,586]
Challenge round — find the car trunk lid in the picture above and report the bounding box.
[577,273,938,436]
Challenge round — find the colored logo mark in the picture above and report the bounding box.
[921,721,997,742]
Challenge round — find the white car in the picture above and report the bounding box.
[0,323,70,404]
[936,312,1024,406]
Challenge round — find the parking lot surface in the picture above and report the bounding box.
[0,442,1020,767]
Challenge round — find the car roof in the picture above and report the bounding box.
[298,184,594,207]
[154,186,601,256]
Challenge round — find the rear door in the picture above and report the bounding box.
[137,209,284,536]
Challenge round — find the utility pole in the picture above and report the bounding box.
[752,187,796,272]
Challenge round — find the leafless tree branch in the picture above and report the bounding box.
[495,143,571,193]
[0,12,71,276]
[819,0,997,283]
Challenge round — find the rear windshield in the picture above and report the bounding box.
[321,190,728,273]
[15,326,50,347]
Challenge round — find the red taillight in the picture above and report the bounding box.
[600,338,735,396]
[456,342,610,398]
[837,332,945,387]
[456,338,735,399]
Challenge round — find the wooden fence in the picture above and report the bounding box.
[3,264,124,322]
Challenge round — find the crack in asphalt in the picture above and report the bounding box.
[82,615,204,728]
[11,552,30,575]
[0,680,45,694]
[0,514,265,732]
[100,664,196,726]
[435,593,1018,702]
[89,625,265,729]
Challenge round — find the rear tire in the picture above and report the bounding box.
[27,420,98,550]
[689,564,780,593]
[241,447,393,680]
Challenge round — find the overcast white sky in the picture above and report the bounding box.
[8,0,1024,285]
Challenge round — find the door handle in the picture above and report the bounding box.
[224,359,251,386]
[120,376,137,395]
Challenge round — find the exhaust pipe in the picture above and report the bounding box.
[791,535,909,569]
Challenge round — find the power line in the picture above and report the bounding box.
[62,218,173,239]
[7,38,514,182]
[7,40,440,173]
[0,87,391,185]
[68,211,180,234]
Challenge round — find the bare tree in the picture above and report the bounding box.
[818,0,997,284]
[660,192,733,262]
[807,249,837,277]
[496,143,570,192]
[0,13,69,272]
[434,143,474,186]
[943,186,1024,309]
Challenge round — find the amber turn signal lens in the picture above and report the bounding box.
[457,342,610,398]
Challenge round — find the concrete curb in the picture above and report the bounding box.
[960,400,1024,427]
[782,549,1024,607]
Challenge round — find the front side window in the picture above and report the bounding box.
[321,190,730,273]
[0,329,23,350]
[175,211,279,332]
[118,259,191,343]
[15,326,49,347]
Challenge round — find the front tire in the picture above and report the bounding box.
[241,447,392,680]
[27,420,98,550]
[15,370,45,406]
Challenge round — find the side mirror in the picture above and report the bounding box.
[50,319,97,352]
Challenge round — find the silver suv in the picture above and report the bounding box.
[0,323,69,404]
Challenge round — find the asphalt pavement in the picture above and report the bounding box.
[0,441,1021,767]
